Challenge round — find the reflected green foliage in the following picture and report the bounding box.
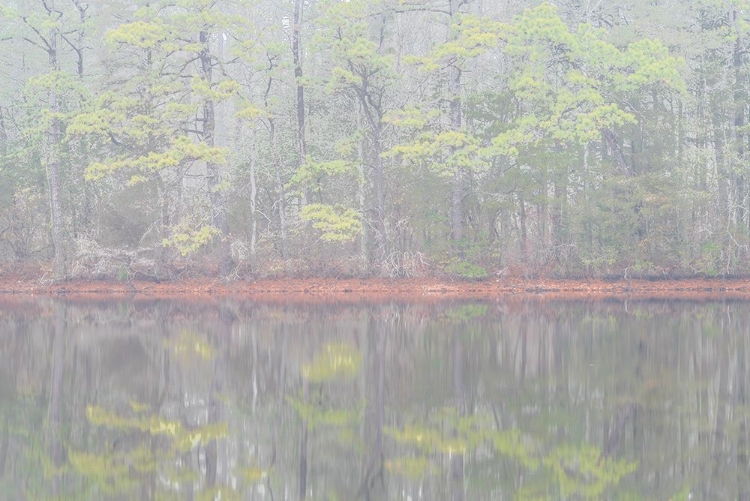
[68,450,140,496]
[289,397,363,432]
[86,405,228,452]
[543,445,638,499]
[197,486,242,501]
[387,409,635,498]
[302,343,362,382]
[165,330,215,361]
[442,304,489,323]
[385,456,436,479]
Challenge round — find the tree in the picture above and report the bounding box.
[68,0,241,272]
[302,0,401,263]
[0,0,103,279]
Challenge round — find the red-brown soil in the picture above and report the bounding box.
[3,274,750,302]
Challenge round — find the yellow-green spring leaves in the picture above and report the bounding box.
[299,204,362,242]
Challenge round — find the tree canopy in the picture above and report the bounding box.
[1,0,748,279]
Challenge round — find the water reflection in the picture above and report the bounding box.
[0,298,748,499]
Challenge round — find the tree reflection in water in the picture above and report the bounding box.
[0,298,747,499]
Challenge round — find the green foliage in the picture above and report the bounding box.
[386,130,488,176]
[413,13,504,70]
[443,259,488,280]
[2,0,750,278]
[300,204,362,242]
[492,3,684,158]
[317,0,398,91]
[107,20,170,49]
[287,159,355,191]
[84,137,227,183]
[442,304,488,323]
[162,223,221,256]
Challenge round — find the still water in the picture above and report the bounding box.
[0,297,748,500]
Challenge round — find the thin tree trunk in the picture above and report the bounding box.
[449,0,464,246]
[293,0,306,165]
[270,119,289,271]
[373,127,387,255]
[46,8,65,280]
[200,31,232,275]
[552,176,567,252]
[519,196,527,260]
[357,107,370,272]
[250,127,258,260]
[354,81,387,258]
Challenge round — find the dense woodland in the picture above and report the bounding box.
[2,0,750,280]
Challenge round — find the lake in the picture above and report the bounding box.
[0,297,747,500]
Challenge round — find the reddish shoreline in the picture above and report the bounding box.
[2,276,750,302]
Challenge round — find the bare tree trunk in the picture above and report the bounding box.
[357,109,371,273]
[45,4,65,280]
[293,0,307,166]
[250,127,258,260]
[200,31,232,275]
[372,127,387,256]
[270,119,290,272]
[604,129,628,175]
[449,0,464,246]
[552,177,567,252]
[354,81,387,258]
[519,196,527,260]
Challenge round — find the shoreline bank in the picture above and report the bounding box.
[2,276,750,301]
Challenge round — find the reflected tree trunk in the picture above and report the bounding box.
[205,305,232,489]
[736,331,748,501]
[299,314,309,501]
[0,419,7,478]
[711,339,730,487]
[299,377,308,500]
[360,314,386,499]
[47,301,66,498]
[451,334,465,501]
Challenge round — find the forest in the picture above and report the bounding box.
[0,0,747,281]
